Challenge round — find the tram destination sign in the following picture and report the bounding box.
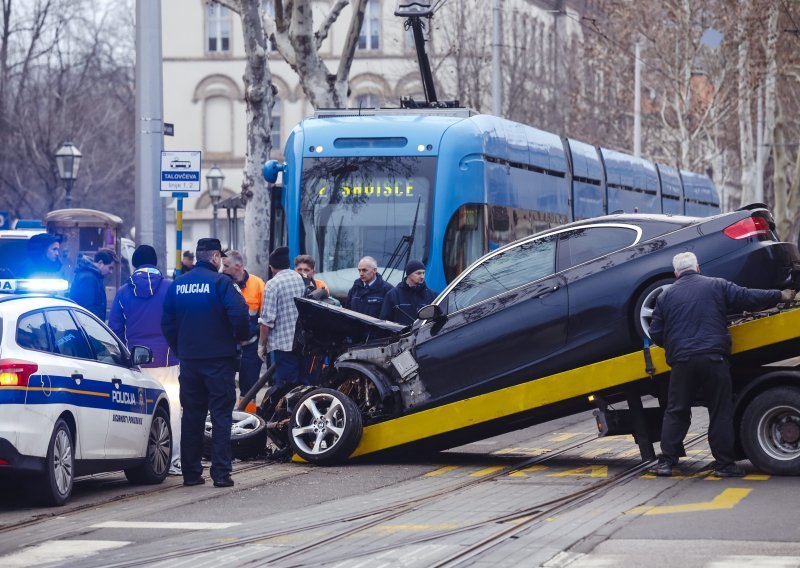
[160,150,201,196]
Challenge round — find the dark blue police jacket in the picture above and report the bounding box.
[161,261,250,360]
[346,274,393,319]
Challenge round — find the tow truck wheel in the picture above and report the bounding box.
[741,387,800,475]
[634,278,673,339]
[203,411,268,460]
[126,406,172,485]
[289,388,363,465]
[27,418,74,506]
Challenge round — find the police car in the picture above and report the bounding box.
[0,279,172,506]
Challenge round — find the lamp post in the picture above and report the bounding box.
[55,142,82,208]
[206,164,224,239]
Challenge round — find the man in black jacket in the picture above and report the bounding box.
[346,256,393,318]
[649,251,795,478]
[161,238,250,488]
[69,248,117,320]
[380,260,438,326]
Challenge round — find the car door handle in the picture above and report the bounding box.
[71,373,84,381]
[533,285,560,299]
[111,378,122,388]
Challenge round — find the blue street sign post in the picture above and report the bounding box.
[160,151,201,275]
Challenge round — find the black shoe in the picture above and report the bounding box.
[213,476,234,488]
[649,457,675,477]
[713,463,745,478]
[183,477,205,486]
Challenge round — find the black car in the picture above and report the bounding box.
[282,206,800,464]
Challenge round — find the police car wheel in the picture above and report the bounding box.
[633,278,673,340]
[125,406,172,485]
[289,388,363,465]
[203,411,268,460]
[28,419,74,507]
[741,386,800,475]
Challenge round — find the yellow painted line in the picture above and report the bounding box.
[641,470,710,480]
[424,465,460,477]
[492,447,550,457]
[744,474,770,481]
[373,523,460,533]
[630,488,752,515]
[549,433,581,442]
[349,308,800,458]
[619,448,643,458]
[508,465,548,477]
[469,466,505,477]
[581,447,613,459]
[550,465,608,478]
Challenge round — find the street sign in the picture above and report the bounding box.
[0,211,9,230]
[160,151,201,196]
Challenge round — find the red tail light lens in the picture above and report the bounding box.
[0,359,38,387]
[723,216,770,240]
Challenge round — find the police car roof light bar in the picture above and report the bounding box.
[0,279,69,294]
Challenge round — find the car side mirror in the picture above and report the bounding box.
[131,345,153,366]
[417,304,444,321]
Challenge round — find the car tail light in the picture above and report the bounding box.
[0,459,9,466]
[0,359,38,387]
[723,216,771,240]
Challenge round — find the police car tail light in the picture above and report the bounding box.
[0,359,38,387]
[723,216,770,240]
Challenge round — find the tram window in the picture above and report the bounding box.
[443,205,484,283]
[558,227,638,270]
[445,235,556,312]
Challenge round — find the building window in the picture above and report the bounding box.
[358,0,380,50]
[204,95,233,154]
[271,96,282,151]
[207,4,231,53]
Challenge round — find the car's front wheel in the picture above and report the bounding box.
[741,387,800,475]
[28,418,74,506]
[125,406,172,485]
[633,278,673,340]
[289,388,362,465]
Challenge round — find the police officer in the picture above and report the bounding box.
[161,238,249,488]
[649,251,795,478]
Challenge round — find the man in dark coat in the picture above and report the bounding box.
[24,233,64,278]
[649,251,795,478]
[346,255,393,319]
[380,260,438,326]
[161,238,249,488]
[69,248,117,320]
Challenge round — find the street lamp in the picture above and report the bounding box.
[55,142,82,208]
[206,164,224,239]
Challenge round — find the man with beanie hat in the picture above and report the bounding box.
[380,260,438,326]
[110,245,182,474]
[258,246,318,388]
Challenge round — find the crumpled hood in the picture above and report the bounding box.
[129,266,164,298]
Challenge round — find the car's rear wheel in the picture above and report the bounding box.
[633,278,673,339]
[28,418,74,506]
[289,388,362,465]
[203,411,268,460]
[741,387,800,475]
[126,406,172,484]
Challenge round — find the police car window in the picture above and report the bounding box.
[44,310,93,360]
[72,310,127,366]
[558,227,638,270]
[17,311,50,352]
[445,234,557,312]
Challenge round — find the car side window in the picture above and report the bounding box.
[72,310,128,367]
[44,309,93,360]
[445,234,557,312]
[558,227,638,270]
[16,311,50,352]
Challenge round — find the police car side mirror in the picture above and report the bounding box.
[131,345,153,366]
[417,304,444,321]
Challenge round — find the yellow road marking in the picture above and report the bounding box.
[549,433,580,442]
[581,447,613,458]
[744,474,770,481]
[492,447,551,457]
[373,523,459,533]
[629,488,752,515]
[425,465,460,477]
[550,465,608,478]
[641,470,710,480]
[508,465,548,477]
[470,466,505,477]
[619,448,643,458]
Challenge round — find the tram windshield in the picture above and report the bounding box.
[299,156,435,297]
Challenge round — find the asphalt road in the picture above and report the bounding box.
[1,409,799,567]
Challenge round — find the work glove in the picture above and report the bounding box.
[780,289,796,302]
[257,342,267,361]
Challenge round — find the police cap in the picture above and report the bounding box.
[196,238,227,257]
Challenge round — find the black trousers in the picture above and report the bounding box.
[179,358,237,482]
[660,353,736,466]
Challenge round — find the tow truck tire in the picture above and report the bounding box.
[126,406,172,485]
[633,278,673,339]
[203,411,268,460]
[289,388,362,465]
[28,419,74,506]
[740,387,800,475]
